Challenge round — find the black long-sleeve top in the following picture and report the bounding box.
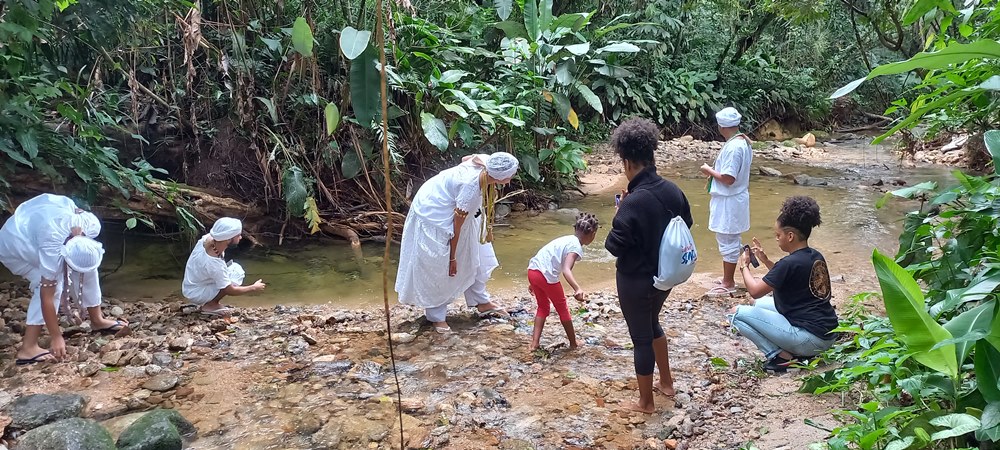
[605,166,694,277]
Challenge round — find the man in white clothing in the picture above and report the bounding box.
[182,217,265,315]
[700,107,753,295]
[0,193,127,365]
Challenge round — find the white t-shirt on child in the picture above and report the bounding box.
[528,235,584,284]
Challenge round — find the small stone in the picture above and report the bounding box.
[400,398,425,412]
[730,406,743,414]
[168,337,192,351]
[79,362,104,377]
[664,439,678,450]
[301,333,318,345]
[142,374,179,392]
[128,351,152,367]
[758,166,782,177]
[674,393,691,407]
[175,387,194,398]
[394,332,416,344]
[145,365,163,376]
[110,306,124,317]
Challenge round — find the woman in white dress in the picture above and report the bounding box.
[395,152,519,333]
[0,194,127,365]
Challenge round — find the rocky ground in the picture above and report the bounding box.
[0,135,910,450]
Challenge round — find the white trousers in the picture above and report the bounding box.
[424,277,492,323]
[715,233,743,264]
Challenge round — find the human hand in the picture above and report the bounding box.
[573,290,586,301]
[49,335,66,360]
[751,237,767,261]
[699,164,713,177]
[449,259,457,277]
[738,248,750,268]
[251,279,266,291]
[616,189,629,210]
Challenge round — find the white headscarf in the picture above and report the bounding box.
[70,211,102,238]
[210,217,243,241]
[485,152,519,180]
[716,107,742,128]
[63,236,105,273]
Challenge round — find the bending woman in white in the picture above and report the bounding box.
[182,217,266,316]
[0,193,126,365]
[395,152,519,333]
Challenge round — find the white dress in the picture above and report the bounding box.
[0,194,102,325]
[395,159,499,309]
[709,135,753,235]
[182,235,246,305]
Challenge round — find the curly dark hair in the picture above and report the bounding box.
[611,118,658,166]
[777,196,822,240]
[574,212,599,235]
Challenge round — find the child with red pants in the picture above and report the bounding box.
[526,213,599,351]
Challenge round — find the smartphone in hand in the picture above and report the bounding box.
[614,193,621,207]
[744,244,760,267]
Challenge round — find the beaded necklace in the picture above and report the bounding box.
[479,171,497,244]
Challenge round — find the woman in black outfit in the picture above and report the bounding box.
[605,118,694,414]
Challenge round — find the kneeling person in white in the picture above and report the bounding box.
[182,218,265,315]
[0,193,127,365]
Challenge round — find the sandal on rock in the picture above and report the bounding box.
[705,286,738,298]
[476,307,509,318]
[434,326,453,334]
[200,307,234,317]
[15,351,53,366]
[93,319,128,335]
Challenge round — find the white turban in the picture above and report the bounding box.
[70,211,101,238]
[63,236,105,273]
[716,107,742,128]
[210,217,243,241]
[485,152,519,181]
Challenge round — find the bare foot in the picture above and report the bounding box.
[654,383,676,397]
[568,344,579,350]
[528,345,539,352]
[624,401,655,414]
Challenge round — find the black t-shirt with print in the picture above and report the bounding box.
[762,247,838,339]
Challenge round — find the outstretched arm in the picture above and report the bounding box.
[561,252,583,299]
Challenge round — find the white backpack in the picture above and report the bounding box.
[652,215,697,291]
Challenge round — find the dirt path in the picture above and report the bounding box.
[0,136,908,450]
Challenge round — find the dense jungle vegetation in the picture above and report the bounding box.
[3,0,979,240]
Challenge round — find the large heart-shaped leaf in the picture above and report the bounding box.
[350,46,380,126]
[325,103,340,136]
[495,0,512,20]
[873,249,959,379]
[420,112,449,151]
[929,413,981,440]
[341,148,363,180]
[942,302,996,362]
[339,26,372,60]
[282,166,308,217]
[984,130,1000,176]
[575,84,603,114]
[565,42,590,55]
[519,154,540,180]
[292,17,313,58]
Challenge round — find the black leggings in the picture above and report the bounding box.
[617,271,670,376]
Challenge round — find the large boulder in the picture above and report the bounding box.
[116,409,197,450]
[6,394,85,431]
[15,418,114,450]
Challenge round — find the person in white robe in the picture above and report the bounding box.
[395,152,519,333]
[182,217,265,316]
[700,107,753,296]
[0,193,126,365]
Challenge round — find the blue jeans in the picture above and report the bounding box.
[731,296,835,360]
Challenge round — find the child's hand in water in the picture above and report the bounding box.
[573,290,586,301]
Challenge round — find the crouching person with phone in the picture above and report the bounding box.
[730,196,839,373]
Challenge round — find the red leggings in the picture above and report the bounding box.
[528,269,571,321]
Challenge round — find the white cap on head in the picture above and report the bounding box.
[210,217,243,241]
[70,211,102,238]
[63,236,105,273]
[485,152,519,180]
[716,107,742,128]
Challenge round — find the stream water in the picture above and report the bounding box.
[0,149,953,308]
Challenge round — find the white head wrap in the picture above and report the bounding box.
[63,236,105,273]
[716,107,742,128]
[70,211,102,238]
[210,217,243,241]
[485,152,519,181]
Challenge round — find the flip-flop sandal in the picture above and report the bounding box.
[434,326,452,334]
[93,319,128,335]
[476,308,509,318]
[200,307,234,317]
[705,286,738,298]
[15,351,53,366]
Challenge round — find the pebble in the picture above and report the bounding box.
[142,373,180,392]
[730,406,743,414]
[110,306,124,317]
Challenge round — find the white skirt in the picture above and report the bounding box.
[395,213,498,309]
[708,192,751,235]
